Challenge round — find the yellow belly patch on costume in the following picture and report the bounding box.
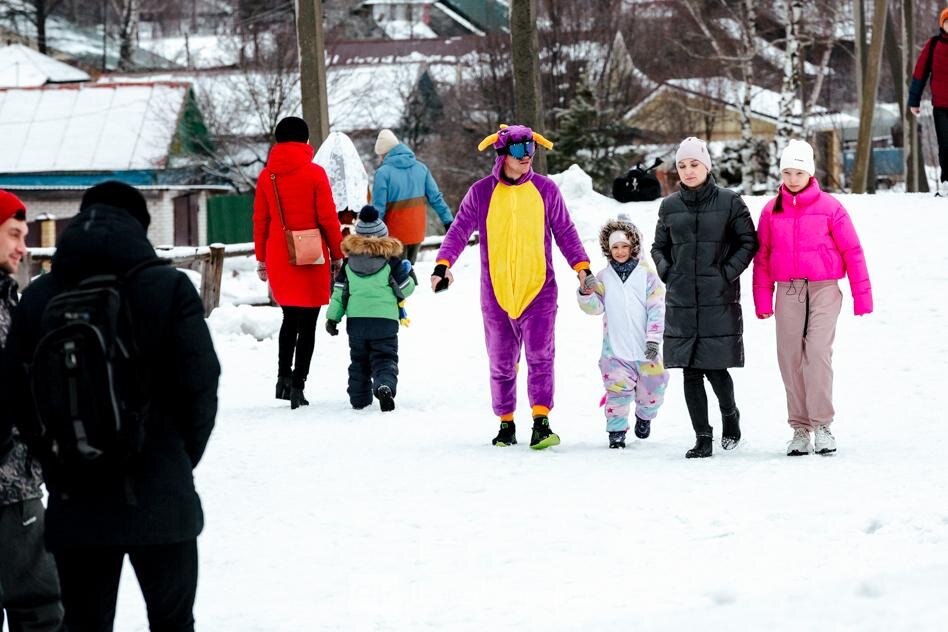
[486,183,546,318]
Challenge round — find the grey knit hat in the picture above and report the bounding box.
[355,205,388,238]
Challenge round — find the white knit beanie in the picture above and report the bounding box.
[779,139,815,177]
[374,129,399,156]
[608,231,631,248]
[675,137,712,171]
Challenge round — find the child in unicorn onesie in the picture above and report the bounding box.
[431,124,594,450]
[578,218,669,449]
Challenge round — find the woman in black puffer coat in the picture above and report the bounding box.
[651,137,758,458]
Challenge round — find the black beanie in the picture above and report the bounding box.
[80,181,150,230]
[275,116,310,143]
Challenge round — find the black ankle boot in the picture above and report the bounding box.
[376,385,395,412]
[721,408,741,450]
[686,434,713,458]
[275,376,292,400]
[290,387,309,409]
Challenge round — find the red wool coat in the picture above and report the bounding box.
[253,142,343,307]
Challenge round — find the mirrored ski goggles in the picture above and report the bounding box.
[506,140,535,159]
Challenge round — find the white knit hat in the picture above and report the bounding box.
[374,129,399,156]
[779,139,815,176]
[608,230,631,248]
[675,137,712,171]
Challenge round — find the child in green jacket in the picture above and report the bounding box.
[326,206,415,411]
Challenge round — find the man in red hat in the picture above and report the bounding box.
[909,8,948,196]
[0,189,65,631]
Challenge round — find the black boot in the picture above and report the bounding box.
[530,416,560,450]
[492,421,517,446]
[634,416,651,439]
[290,387,309,409]
[377,385,395,412]
[608,430,627,449]
[686,434,713,458]
[275,376,292,400]
[721,408,741,450]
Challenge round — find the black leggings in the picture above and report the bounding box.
[934,107,948,183]
[682,368,737,437]
[278,306,320,387]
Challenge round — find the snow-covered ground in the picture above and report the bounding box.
[108,167,946,630]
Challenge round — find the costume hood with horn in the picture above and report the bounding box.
[435,124,590,420]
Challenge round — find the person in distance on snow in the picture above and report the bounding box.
[254,116,344,409]
[325,206,415,412]
[578,217,670,449]
[431,123,594,450]
[651,137,758,459]
[908,8,948,196]
[753,139,872,457]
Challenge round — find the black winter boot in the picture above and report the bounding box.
[634,416,651,439]
[377,385,395,412]
[492,421,517,446]
[608,430,627,449]
[275,376,292,400]
[686,434,713,459]
[530,416,560,450]
[721,408,741,450]
[290,387,309,409]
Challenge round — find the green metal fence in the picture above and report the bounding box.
[207,194,253,244]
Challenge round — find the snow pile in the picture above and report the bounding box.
[207,304,281,341]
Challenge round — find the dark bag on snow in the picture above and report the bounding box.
[27,259,167,490]
[613,157,663,202]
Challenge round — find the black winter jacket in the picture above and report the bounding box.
[0,204,220,550]
[651,176,758,369]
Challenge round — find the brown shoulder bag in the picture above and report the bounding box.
[270,173,325,265]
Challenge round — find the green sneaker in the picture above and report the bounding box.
[492,421,517,446]
[529,416,560,450]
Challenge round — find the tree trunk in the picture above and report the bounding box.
[771,0,803,189]
[35,0,48,54]
[902,0,922,191]
[852,0,888,194]
[510,0,546,174]
[854,0,867,104]
[116,0,141,71]
[739,0,758,194]
[295,0,330,146]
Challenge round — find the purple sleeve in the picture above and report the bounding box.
[435,183,480,265]
[544,182,590,268]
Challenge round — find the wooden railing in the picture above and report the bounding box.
[13,234,474,317]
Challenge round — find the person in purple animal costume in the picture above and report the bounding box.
[431,124,595,449]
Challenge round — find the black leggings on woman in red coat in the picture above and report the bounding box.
[278,306,320,387]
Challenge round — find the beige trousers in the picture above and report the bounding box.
[775,280,842,429]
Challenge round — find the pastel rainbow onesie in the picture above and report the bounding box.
[436,157,590,417]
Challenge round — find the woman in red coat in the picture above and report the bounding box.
[254,117,344,408]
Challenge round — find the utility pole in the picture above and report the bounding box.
[295,0,330,146]
[852,0,888,194]
[509,0,546,173]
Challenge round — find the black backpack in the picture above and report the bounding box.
[613,157,663,202]
[27,259,167,489]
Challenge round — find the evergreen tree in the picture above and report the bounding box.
[548,75,628,192]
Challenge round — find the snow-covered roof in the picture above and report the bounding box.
[0,82,189,173]
[626,76,825,125]
[137,34,243,70]
[380,20,439,40]
[0,44,91,87]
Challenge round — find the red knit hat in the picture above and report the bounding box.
[941,8,948,27]
[0,190,26,225]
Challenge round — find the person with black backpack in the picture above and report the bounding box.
[0,181,220,632]
[909,8,948,196]
[0,190,64,631]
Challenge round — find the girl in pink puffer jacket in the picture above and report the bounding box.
[753,139,872,457]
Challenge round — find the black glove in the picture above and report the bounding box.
[432,263,449,293]
[326,320,339,336]
[645,341,660,361]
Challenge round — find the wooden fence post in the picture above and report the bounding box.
[201,244,225,317]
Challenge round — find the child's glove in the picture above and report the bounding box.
[645,341,660,361]
[578,270,598,295]
[256,261,267,282]
[325,320,339,336]
[394,259,413,284]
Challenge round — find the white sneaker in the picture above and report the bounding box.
[787,427,812,456]
[937,181,948,197]
[814,425,836,455]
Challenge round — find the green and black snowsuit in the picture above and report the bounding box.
[327,235,415,407]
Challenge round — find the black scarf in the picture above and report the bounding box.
[609,258,638,283]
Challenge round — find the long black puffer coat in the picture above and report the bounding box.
[651,176,758,369]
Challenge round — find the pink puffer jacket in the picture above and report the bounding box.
[753,178,872,316]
